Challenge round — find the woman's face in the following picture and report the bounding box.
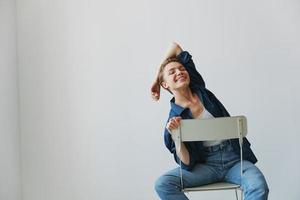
[161,62,190,92]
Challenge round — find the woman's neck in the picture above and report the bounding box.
[173,87,196,108]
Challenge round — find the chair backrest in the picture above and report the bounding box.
[173,116,248,192]
[172,116,247,142]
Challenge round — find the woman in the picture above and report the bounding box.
[151,42,269,200]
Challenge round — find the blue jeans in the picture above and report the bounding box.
[155,140,269,200]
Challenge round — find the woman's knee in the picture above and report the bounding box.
[252,179,269,196]
[244,174,269,197]
[240,162,269,197]
[154,174,181,193]
[246,183,269,199]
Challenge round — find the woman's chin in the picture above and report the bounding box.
[175,83,189,90]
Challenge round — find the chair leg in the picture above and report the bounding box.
[186,191,190,199]
[241,189,243,200]
[235,189,239,200]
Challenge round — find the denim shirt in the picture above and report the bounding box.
[164,51,258,171]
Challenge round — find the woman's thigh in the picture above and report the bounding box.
[157,163,221,189]
[224,160,269,191]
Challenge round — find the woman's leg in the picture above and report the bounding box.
[224,160,269,200]
[154,163,221,200]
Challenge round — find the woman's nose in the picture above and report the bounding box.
[176,69,183,75]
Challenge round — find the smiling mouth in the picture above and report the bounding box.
[175,76,186,82]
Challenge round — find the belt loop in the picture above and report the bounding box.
[220,142,224,149]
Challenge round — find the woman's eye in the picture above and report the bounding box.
[168,70,175,75]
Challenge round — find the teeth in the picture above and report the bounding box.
[176,76,185,82]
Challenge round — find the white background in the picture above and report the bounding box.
[1,0,300,199]
[0,0,21,200]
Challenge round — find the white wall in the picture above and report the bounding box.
[0,0,21,200]
[16,0,300,200]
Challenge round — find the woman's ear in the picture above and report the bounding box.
[161,81,169,90]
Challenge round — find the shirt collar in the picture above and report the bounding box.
[170,97,187,115]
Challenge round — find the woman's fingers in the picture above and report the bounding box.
[150,82,160,101]
[173,117,181,127]
[167,121,175,130]
[175,116,182,123]
[173,119,180,127]
[151,93,159,101]
[150,81,160,93]
[168,124,175,130]
[167,117,182,131]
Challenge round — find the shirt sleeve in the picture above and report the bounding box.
[177,51,206,88]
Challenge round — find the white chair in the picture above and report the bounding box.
[171,116,247,200]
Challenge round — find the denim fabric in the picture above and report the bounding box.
[155,141,269,200]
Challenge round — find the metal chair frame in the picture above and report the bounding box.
[171,116,247,200]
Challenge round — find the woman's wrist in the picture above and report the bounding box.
[165,42,183,59]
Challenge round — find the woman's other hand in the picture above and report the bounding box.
[166,116,182,133]
[151,79,160,101]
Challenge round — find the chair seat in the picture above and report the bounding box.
[183,182,241,192]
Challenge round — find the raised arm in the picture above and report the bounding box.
[151,42,183,101]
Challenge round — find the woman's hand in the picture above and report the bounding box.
[166,116,182,133]
[151,79,160,101]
